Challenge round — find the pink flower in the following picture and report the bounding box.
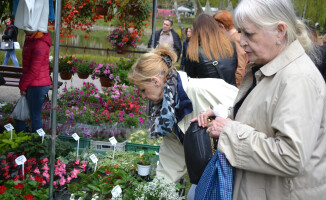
[33,167,40,174]
[59,177,66,186]
[29,175,35,181]
[71,168,80,179]
[67,175,72,183]
[53,181,56,186]
[42,164,49,171]
[139,117,144,123]
[43,171,50,181]
[75,158,79,165]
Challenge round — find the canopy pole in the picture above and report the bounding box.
[147,0,158,116]
[49,0,62,199]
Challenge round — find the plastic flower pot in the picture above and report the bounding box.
[137,164,151,176]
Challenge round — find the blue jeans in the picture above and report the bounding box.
[3,50,19,66]
[15,86,50,133]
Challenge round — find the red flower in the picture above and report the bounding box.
[14,183,25,189]
[24,194,34,200]
[0,185,7,194]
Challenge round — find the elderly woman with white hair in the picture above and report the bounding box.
[194,0,326,199]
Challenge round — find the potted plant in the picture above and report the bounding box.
[75,60,94,79]
[136,151,156,176]
[58,55,77,80]
[0,179,49,200]
[107,27,139,54]
[91,63,117,87]
[95,0,115,16]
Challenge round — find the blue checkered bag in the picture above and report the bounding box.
[194,150,234,200]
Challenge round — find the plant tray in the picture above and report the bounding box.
[126,142,160,153]
[58,135,91,149]
[90,140,127,151]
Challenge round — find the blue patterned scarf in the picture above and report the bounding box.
[150,69,178,138]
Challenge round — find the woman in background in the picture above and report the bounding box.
[186,14,237,86]
[180,26,192,72]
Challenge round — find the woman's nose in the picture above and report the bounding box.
[240,34,247,47]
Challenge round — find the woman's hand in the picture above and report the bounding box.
[207,116,232,138]
[190,109,215,127]
[20,90,26,96]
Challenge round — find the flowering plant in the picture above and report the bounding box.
[91,63,117,79]
[136,151,157,165]
[133,177,184,200]
[74,60,95,75]
[107,27,139,48]
[58,55,77,74]
[0,179,48,200]
[0,153,88,190]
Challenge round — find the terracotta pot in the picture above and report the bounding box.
[60,72,73,80]
[99,76,113,87]
[96,5,108,15]
[116,46,129,55]
[77,73,89,79]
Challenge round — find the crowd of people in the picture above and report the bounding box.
[141,0,326,199]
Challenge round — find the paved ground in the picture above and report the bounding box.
[0,74,103,103]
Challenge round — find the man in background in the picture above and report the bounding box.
[148,18,182,61]
[214,10,248,88]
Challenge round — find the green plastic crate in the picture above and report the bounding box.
[58,135,91,149]
[126,142,160,153]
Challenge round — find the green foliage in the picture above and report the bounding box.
[0,179,49,200]
[75,60,94,75]
[0,131,35,155]
[136,150,157,165]
[0,102,14,114]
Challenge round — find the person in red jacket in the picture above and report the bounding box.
[15,31,52,133]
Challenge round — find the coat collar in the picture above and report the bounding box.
[260,40,305,77]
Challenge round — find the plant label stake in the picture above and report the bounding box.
[90,154,98,172]
[111,185,122,198]
[36,128,46,143]
[109,137,118,160]
[72,133,80,158]
[15,155,27,178]
[4,123,14,139]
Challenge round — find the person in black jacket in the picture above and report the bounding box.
[186,14,237,86]
[148,18,182,61]
[2,14,19,66]
[180,26,192,71]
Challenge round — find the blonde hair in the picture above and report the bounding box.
[234,0,320,63]
[128,43,177,86]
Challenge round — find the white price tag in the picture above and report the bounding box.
[15,155,27,165]
[109,137,117,146]
[139,150,144,156]
[111,185,122,198]
[36,128,45,136]
[90,154,98,163]
[72,133,80,141]
[4,123,14,131]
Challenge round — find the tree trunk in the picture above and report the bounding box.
[174,0,185,40]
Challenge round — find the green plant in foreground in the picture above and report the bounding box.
[0,131,36,155]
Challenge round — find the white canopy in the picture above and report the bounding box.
[177,6,191,12]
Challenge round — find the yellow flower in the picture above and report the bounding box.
[67,61,72,64]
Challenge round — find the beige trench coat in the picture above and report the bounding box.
[156,71,238,183]
[218,40,326,199]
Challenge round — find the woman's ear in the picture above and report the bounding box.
[151,76,160,87]
[276,22,287,41]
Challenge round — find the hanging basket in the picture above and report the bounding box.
[96,5,108,16]
[77,73,89,79]
[116,46,129,55]
[60,72,73,80]
[99,76,113,87]
[137,164,151,176]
